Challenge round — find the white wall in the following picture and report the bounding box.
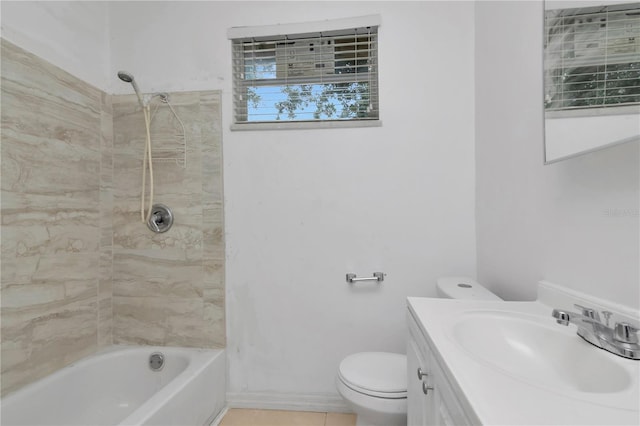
[110,1,477,402]
[475,1,639,307]
[0,1,111,91]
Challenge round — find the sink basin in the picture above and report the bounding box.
[451,311,632,393]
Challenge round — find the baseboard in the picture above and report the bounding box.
[226,391,351,413]
[207,406,229,426]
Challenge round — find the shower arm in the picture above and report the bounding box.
[131,81,144,108]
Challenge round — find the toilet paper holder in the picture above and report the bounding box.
[346,272,385,284]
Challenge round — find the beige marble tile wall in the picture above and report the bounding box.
[99,92,114,347]
[1,39,224,396]
[111,91,224,348]
[0,39,113,395]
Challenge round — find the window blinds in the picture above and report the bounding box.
[544,3,640,113]
[231,25,379,124]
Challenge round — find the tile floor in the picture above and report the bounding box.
[219,409,356,426]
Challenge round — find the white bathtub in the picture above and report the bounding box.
[1,346,226,426]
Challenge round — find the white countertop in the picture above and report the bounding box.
[407,297,640,425]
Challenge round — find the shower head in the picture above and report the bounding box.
[117,70,145,108]
[117,71,134,83]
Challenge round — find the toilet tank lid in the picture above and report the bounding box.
[437,276,501,300]
[338,352,407,394]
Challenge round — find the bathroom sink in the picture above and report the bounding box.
[451,311,632,394]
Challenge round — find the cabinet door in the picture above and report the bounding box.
[407,337,433,426]
[431,359,471,426]
[433,390,457,426]
[408,310,473,426]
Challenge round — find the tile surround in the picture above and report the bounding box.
[111,91,225,348]
[98,91,114,348]
[1,39,225,395]
[1,39,106,395]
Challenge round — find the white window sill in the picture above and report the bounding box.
[545,105,640,119]
[230,120,382,132]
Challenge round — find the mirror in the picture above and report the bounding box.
[544,1,640,163]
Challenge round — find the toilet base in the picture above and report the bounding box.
[336,377,407,426]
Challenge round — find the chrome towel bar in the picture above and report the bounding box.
[346,272,385,283]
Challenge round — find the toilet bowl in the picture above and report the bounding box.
[336,277,500,425]
[336,352,407,426]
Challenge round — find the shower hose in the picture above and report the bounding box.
[141,105,154,223]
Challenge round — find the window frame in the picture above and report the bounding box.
[228,15,382,131]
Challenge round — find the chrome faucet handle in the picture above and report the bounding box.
[551,309,571,325]
[614,323,639,344]
[551,308,596,326]
[574,304,600,322]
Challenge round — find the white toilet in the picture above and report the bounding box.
[436,276,502,301]
[336,276,501,426]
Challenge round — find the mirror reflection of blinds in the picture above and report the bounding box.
[231,27,378,123]
[544,3,640,112]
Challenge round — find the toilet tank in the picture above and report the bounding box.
[436,276,502,301]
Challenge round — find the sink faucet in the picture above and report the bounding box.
[551,304,640,360]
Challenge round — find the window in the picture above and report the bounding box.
[544,3,640,116]
[228,16,380,129]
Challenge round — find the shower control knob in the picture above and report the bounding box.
[147,204,173,233]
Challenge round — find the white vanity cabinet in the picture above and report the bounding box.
[407,310,474,426]
[407,294,640,425]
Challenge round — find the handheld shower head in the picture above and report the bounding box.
[117,70,145,108]
[117,71,134,83]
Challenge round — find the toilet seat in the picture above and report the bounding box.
[338,352,407,399]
